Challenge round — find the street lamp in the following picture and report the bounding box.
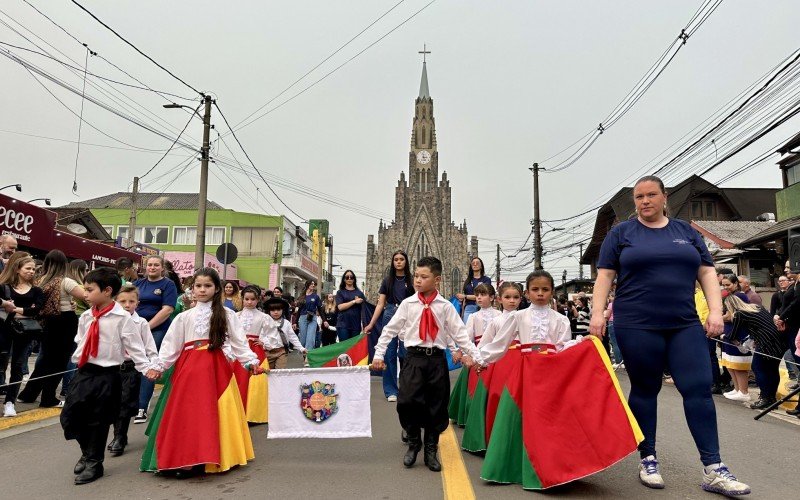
[1,184,22,192]
[163,98,212,272]
[27,198,51,206]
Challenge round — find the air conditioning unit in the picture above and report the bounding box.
[756,212,776,222]
[789,228,800,273]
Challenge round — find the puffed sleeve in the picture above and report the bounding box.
[155,312,188,371]
[479,312,519,365]
[552,311,573,349]
[224,310,258,366]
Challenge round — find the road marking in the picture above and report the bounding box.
[440,424,475,500]
[0,407,61,432]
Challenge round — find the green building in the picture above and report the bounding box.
[62,192,320,291]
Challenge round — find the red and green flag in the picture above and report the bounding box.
[306,333,369,367]
[481,336,643,489]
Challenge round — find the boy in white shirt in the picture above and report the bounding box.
[371,256,482,472]
[261,297,306,369]
[108,284,158,457]
[60,268,159,485]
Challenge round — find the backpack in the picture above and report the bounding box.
[40,278,63,318]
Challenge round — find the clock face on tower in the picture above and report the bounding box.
[416,150,431,164]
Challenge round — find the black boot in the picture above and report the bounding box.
[109,418,129,457]
[423,431,442,472]
[74,434,88,475]
[75,426,108,485]
[403,429,421,467]
[748,397,777,410]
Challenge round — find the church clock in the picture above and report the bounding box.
[416,150,431,164]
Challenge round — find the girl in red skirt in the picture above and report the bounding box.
[140,268,263,478]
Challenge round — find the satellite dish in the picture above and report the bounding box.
[66,223,88,235]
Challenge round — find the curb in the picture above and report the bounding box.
[0,407,61,432]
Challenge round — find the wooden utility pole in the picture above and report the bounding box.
[496,243,501,286]
[194,95,213,272]
[530,163,543,270]
[578,242,585,279]
[126,176,139,249]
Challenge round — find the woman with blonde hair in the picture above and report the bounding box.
[722,293,784,410]
[719,276,753,402]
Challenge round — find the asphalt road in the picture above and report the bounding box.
[1,362,797,500]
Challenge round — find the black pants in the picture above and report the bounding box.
[397,349,450,435]
[118,361,141,419]
[708,338,721,386]
[61,364,121,441]
[752,352,781,399]
[0,329,33,404]
[19,312,78,405]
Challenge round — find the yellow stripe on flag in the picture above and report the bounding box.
[586,335,644,444]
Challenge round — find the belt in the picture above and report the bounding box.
[78,363,121,374]
[406,346,444,357]
[183,339,210,351]
[120,359,136,371]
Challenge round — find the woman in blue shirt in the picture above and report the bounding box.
[296,280,324,352]
[133,255,177,424]
[336,270,366,342]
[590,176,750,496]
[456,257,492,323]
[365,251,415,401]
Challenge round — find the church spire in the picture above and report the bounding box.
[418,44,431,98]
[419,62,430,98]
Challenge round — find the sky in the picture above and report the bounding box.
[1,0,799,285]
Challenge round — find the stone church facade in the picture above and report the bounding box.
[365,61,478,300]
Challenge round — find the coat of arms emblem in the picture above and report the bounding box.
[300,381,339,423]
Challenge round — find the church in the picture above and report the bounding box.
[365,54,478,300]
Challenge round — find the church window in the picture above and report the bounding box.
[422,125,426,147]
[452,268,461,297]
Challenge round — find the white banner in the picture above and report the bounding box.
[267,366,372,439]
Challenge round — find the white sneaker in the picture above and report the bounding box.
[725,391,751,402]
[723,389,738,397]
[638,455,665,489]
[133,409,147,424]
[387,395,397,402]
[702,463,750,496]
[3,402,17,417]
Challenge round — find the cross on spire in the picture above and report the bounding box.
[419,44,431,63]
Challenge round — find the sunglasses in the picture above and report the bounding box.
[344,276,355,280]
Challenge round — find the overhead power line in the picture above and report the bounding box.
[542,0,723,173]
[228,0,438,135]
[70,0,204,97]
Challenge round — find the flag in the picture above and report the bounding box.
[267,366,371,439]
[481,336,643,489]
[306,333,369,367]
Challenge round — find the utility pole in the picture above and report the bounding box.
[327,235,334,277]
[530,162,543,270]
[578,242,585,279]
[496,243,501,286]
[194,95,213,272]
[126,176,139,249]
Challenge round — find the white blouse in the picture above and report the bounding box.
[479,304,572,365]
[71,303,154,372]
[236,308,271,336]
[476,309,516,349]
[466,307,502,343]
[155,301,258,371]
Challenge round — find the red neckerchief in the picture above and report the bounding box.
[78,302,116,368]
[418,291,439,342]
